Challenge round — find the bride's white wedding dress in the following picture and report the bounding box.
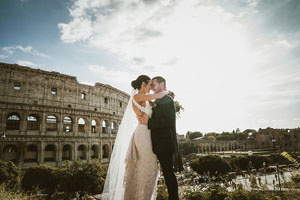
[123,98,159,200]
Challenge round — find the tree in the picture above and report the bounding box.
[57,160,107,199]
[178,142,198,155]
[22,165,57,199]
[190,155,231,175]
[230,155,270,171]
[187,132,203,140]
[0,161,21,189]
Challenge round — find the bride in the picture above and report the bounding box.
[102,75,168,200]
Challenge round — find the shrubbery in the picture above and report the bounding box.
[21,160,107,199]
[229,155,271,170]
[190,155,231,175]
[56,160,107,199]
[0,161,21,189]
[156,183,300,200]
[22,165,57,199]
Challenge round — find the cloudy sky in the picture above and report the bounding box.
[1,0,300,134]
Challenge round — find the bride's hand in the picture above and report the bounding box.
[157,91,169,98]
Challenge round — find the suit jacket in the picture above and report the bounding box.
[148,95,179,157]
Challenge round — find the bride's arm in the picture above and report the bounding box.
[134,91,168,102]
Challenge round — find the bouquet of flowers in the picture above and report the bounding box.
[175,100,184,117]
[168,90,184,118]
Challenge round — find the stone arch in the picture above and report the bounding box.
[102,120,108,134]
[44,144,56,162]
[6,113,21,130]
[102,144,110,159]
[62,144,72,161]
[91,144,99,159]
[46,115,57,131]
[3,144,18,162]
[111,121,117,134]
[78,118,86,133]
[27,114,40,130]
[63,116,73,133]
[24,144,38,162]
[78,144,87,160]
[91,119,97,133]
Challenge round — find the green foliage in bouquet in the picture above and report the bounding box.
[175,100,184,117]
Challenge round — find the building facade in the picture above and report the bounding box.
[190,128,300,154]
[0,62,129,168]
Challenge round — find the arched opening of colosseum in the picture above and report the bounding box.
[6,113,21,130]
[3,144,17,162]
[13,82,21,90]
[27,114,39,130]
[62,144,72,161]
[44,144,56,162]
[91,120,97,133]
[111,121,117,134]
[46,115,57,131]
[78,118,86,133]
[78,145,87,160]
[63,116,72,133]
[24,144,38,162]
[102,144,110,159]
[91,145,99,159]
[102,120,108,134]
[81,92,86,100]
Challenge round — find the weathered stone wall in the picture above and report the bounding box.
[0,62,130,168]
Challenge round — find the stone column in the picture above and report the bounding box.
[0,110,6,133]
[100,142,103,160]
[20,111,27,134]
[71,143,75,161]
[107,119,112,137]
[87,143,91,160]
[87,118,92,135]
[58,113,63,135]
[74,143,78,161]
[18,142,25,168]
[41,112,46,134]
[39,141,44,164]
[57,142,62,167]
[74,116,78,136]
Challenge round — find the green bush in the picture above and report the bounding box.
[57,160,107,199]
[157,185,168,200]
[0,184,29,200]
[179,142,198,156]
[0,161,21,189]
[21,165,57,199]
[230,155,270,170]
[190,155,231,175]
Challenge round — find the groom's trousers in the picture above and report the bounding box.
[157,154,179,200]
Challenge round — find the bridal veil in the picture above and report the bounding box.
[102,89,137,200]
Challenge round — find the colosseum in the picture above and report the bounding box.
[0,62,129,168]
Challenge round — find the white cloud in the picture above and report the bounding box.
[0,54,8,59]
[59,0,300,133]
[16,60,43,68]
[2,45,49,58]
[88,65,136,91]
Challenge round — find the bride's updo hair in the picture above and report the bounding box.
[131,75,151,90]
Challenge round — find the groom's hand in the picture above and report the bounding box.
[138,115,148,125]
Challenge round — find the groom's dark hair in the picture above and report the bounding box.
[152,76,166,87]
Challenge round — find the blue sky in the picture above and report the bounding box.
[1,0,300,134]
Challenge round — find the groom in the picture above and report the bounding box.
[139,76,179,200]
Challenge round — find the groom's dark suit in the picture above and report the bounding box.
[148,94,179,200]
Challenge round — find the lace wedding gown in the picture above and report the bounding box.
[123,99,159,200]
